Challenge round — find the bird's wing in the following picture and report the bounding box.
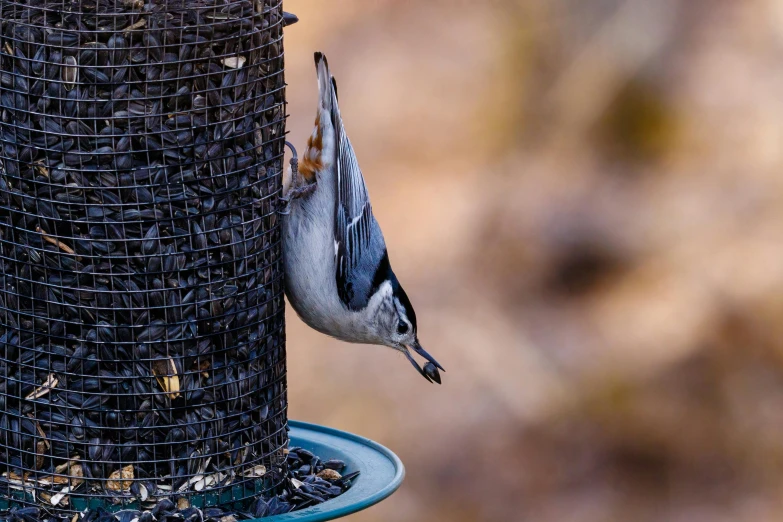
[334,120,386,310]
[315,52,387,310]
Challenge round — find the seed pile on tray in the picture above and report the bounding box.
[0,453,357,521]
[0,0,288,514]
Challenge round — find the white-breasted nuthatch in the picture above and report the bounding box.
[281,52,444,384]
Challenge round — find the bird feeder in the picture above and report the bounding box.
[0,0,402,519]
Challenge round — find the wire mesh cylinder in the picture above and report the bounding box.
[0,0,287,514]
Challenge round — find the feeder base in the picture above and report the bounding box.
[263,421,404,522]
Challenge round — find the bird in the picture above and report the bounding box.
[281,52,444,384]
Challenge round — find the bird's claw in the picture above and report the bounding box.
[285,141,298,171]
[279,184,317,214]
[289,182,317,199]
[278,142,299,215]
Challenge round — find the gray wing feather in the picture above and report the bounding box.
[334,118,386,310]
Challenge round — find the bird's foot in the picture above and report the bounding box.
[288,182,317,200]
[280,141,312,215]
[279,182,317,215]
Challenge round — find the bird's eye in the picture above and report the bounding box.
[397,321,408,335]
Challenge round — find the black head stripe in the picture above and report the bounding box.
[370,249,392,296]
[394,282,417,331]
[371,250,417,330]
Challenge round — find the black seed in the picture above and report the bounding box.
[324,459,346,471]
[423,362,442,384]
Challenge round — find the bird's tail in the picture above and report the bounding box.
[298,52,340,180]
[314,51,338,120]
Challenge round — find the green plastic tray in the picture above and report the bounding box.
[261,421,405,521]
[0,421,404,521]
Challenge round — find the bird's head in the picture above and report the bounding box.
[373,277,444,384]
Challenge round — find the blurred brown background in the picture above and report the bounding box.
[282,1,783,521]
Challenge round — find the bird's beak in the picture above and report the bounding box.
[403,340,445,384]
[411,340,444,371]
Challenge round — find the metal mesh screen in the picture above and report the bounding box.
[0,0,287,515]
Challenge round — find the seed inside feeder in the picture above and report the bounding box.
[221,56,246,69]
[152,357,180,399]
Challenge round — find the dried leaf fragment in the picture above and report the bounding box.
[49,475,69,486]
[3,471,25,485]
[316,469,342,481]
[68,463,84,487]
[26,373,59,400]
[198,360,211,378]
[178,472,206,492]
[194,473,219,492]
[33,160,49,178]
[123,18,146,32]
[107,465,134,491]
[50,486,71,506]
[29,415,51,471]
[198,456,212,475]
[36,440,47,470]
[54,457,79,474]
[152,358,180,399]
[193,473,217,491]
[254,122,264,155]
[242,465,266,477]
[30,418,50,448]
[36,226,78,257]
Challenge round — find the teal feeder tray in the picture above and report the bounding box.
[0,421,405,519]
[261,421,405,522]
